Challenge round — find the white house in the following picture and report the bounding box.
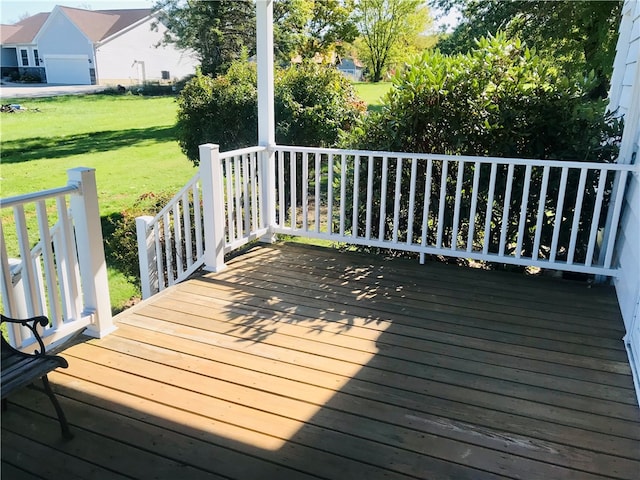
[0,5,198,86]
[608,0,640,400]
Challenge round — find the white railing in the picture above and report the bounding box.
[136,145,269,298]
[273,146,635,276]
[138,144,637,298]
[1,168,115,350]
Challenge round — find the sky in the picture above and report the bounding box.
[1,0,460,30]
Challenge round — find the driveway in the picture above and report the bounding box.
[0,82,109,99]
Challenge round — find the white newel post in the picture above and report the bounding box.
[136,215,156,299]
[257,0,277,238]
[67,167,115,338]
[200,144,227,272]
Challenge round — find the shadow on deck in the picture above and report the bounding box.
[2,243,639,479]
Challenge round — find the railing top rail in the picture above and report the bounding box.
[219,145,267,159]
[148,172,201,226]
[0,184,79,210]
[274,145,639,172]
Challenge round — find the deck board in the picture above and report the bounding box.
[2,243,639,479]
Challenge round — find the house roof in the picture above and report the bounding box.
[0,12,48,44]
[0,6,152,45]
[59,7,152,42]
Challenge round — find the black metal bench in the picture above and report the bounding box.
[1,314,72,439]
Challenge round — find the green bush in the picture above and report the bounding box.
[104,191,176,283]
[176,63,258,163]
[176,61,364,164]
[275,63,365,147]
[342,34,622,263]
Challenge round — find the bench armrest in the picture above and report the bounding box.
[1,314,50,355]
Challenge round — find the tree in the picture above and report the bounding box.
[432,0,622,98]
[355,0,431,82]
[153,0,255,77]
[274,0,359,63]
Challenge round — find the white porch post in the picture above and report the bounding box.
[67,167,115,338]
[257,0,277,237]
[200,143,227,272]
[135,215,157,299]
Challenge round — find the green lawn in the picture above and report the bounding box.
[1,93,197,311]
[353,82,392,110]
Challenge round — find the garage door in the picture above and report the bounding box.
[45,55,91,85]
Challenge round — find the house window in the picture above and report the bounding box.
[34,49,40,66]
[20,49,28,66]
[161,70,170,80]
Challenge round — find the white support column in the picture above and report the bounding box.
[135,215,156,299]
[200,143,227,272]
[257,0,277,239]
[257,0,275,147]
[67,167,115,338]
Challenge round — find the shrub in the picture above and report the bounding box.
[176,63,258,163]
[176,61,364,164]
[104,191,176,283]
[275,63,365,147]
[342,33,622,263]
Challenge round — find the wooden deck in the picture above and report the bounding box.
[2,243,639,480]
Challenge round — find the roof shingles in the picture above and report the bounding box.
[0,6,152,45]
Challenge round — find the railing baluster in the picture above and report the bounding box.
[466,161,481,252]
[291,152,297,229]
[193,182,203,259]
[35,200,61,327]
[352,155,360,238]
[498,164,515,257]
[436,160,448,249]
[173,203,183,275]
[419,159,433,264]
[0,224,18,321]
[550,167,569,262]
[392,157,403,244]
[451,160,465,251]
[55,196,81,322]
[515,165,532,259]
[532,166,550,261]
[365,155,374,240]
[407,158,418,245]
[315,152,321,233]
[154,222,164,291]
[302,152,309,231]
[482,163,498,255]
[225,157,235,241]
[14,204,42,317]
[327,154,334,234]
[163,211,174,285]
[567,168,588,265]
[182,191,192,268]
[603,170,628,269]
[278,151,285,227]
[234,155,243,238]
[585,169,608,267]
[378,156,389,241]
[251,152,259,232]
[242,153,251,235]
[339,154,346,236]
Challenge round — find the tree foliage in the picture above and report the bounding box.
[176,61,364,164]
[355,0,431,82]
[153,0,255,77]
[432,0,622,98]
[275,0,359,62]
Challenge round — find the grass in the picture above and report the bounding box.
[353,82,392,111]
[1,93,197,312]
